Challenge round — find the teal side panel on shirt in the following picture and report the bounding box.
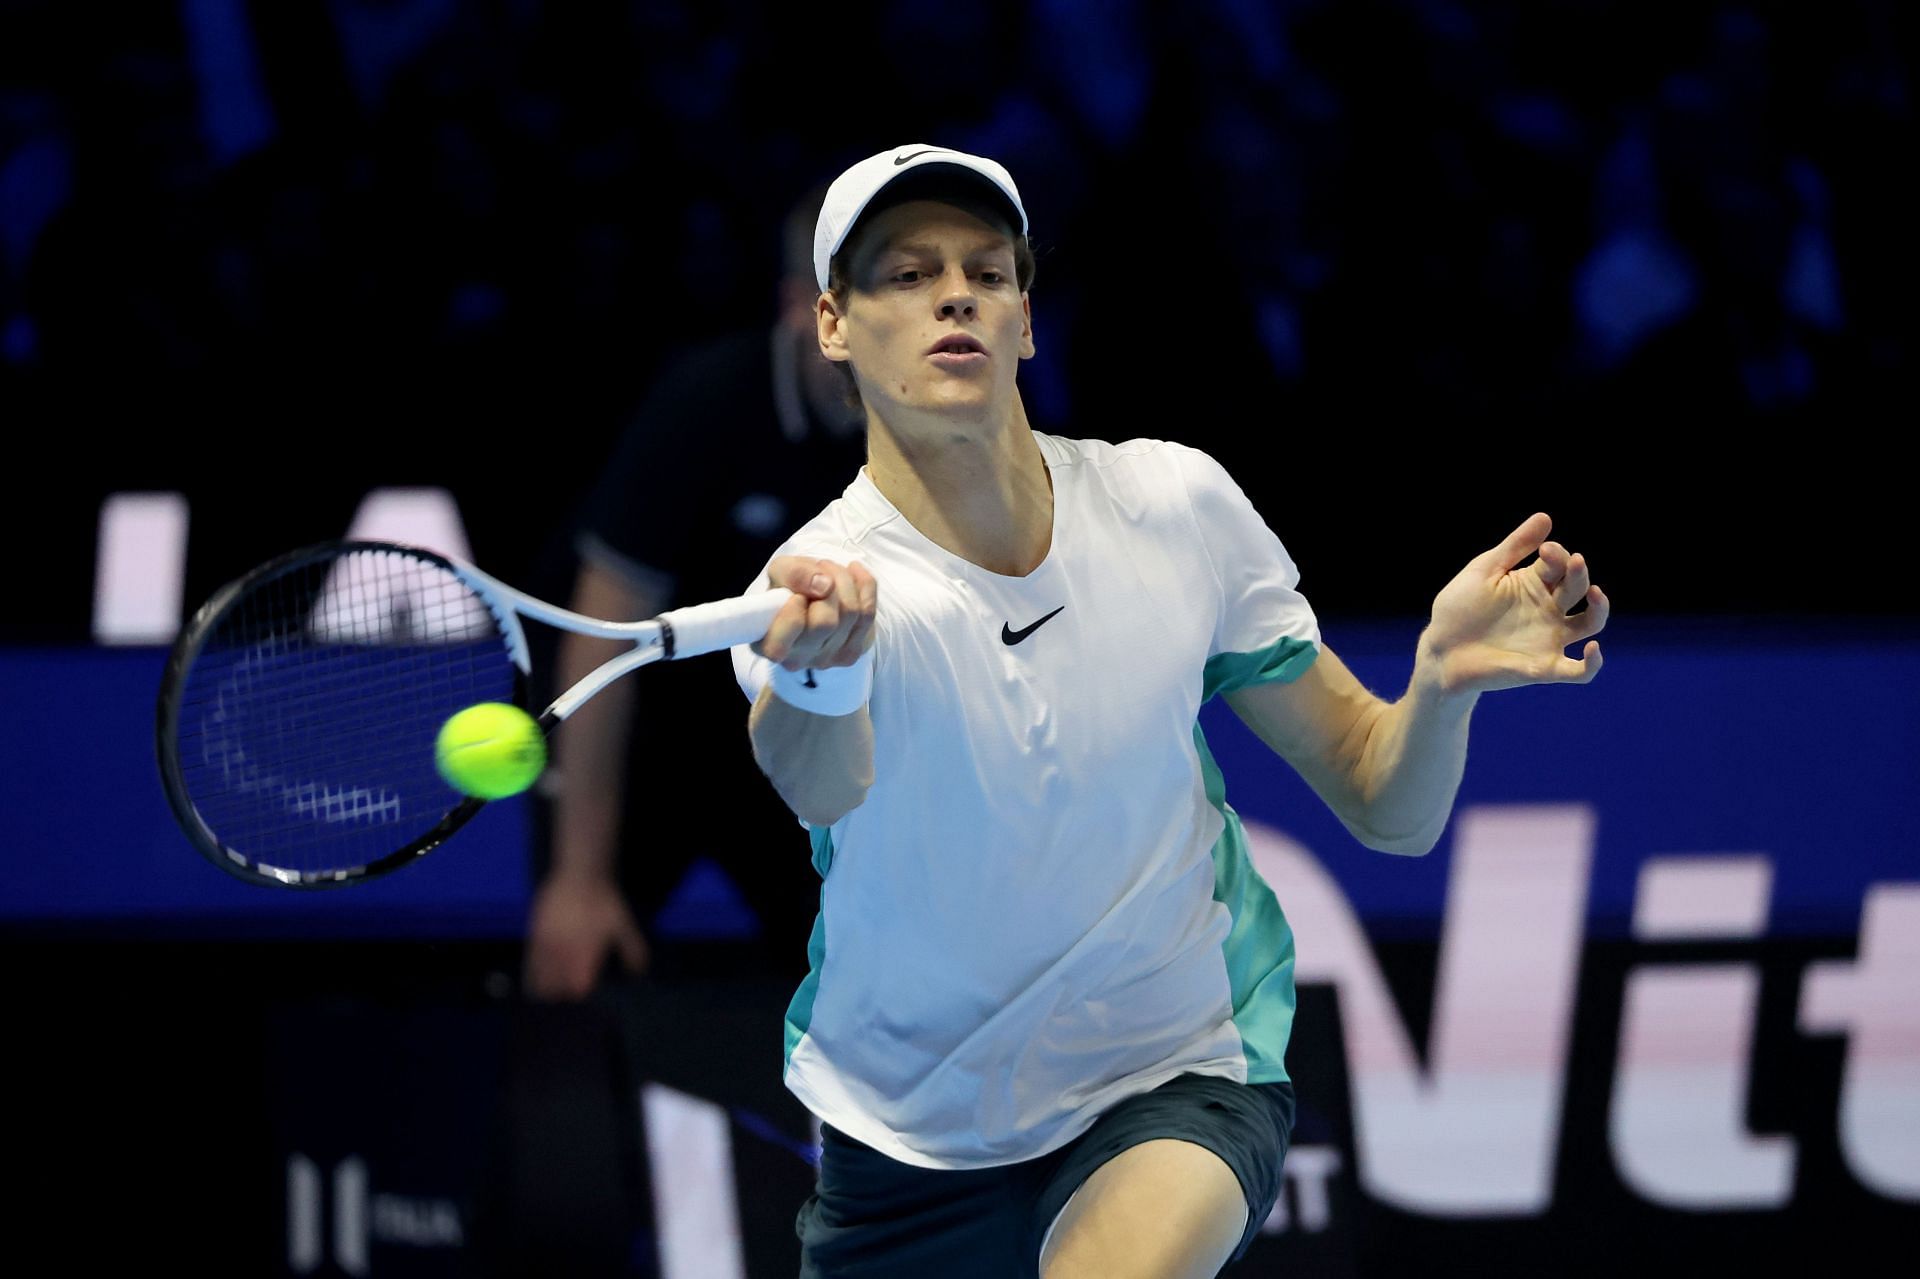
[1199,637,1317,1084]
[784,825,836,1068]
[1202,635,1318,702]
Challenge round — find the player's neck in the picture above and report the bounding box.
[865,398,1052,578]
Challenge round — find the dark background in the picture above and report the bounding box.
[5,3,1916,1275]
[4,0,1915,641]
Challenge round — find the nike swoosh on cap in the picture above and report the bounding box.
[893,148,951,166]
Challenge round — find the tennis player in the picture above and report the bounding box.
[732,145,1608,1279]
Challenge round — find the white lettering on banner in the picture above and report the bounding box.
[1613,857,1795,1207]
[90,488,474,643]
[1246,806,1593,1215]
[307,547,494,645]
[1632,855,1773,937]
[618,826,1916,1246]
[285,1152,467,1271]
[1800,884,1920,1199]
[92,492,188,643]
[1260,1145,1344,1234]
[342,486,474,560]
[642,1083,748,1279]
[373,1194,464,1246]
[334,1157,369,1276]
[288,1154,321,1273]
[1614,968,1793,1206]
[286,1153,368,1276]
[313,489,491,644]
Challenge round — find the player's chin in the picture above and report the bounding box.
[913,378,1001,415]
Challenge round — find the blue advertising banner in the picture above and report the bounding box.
[0,647,531,936]
[4,620,1909,943]
[6,621,1916,1274]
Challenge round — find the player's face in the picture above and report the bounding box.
[820,200,1034,422]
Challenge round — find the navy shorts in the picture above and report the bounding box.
[796,1073,1296,1278]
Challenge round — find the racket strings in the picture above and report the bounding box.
[172,548,518,879]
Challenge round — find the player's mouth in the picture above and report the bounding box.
[926,334,988,368]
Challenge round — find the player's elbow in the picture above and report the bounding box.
[1365,830,1441,857]
[749,693,875,828]
[778,773,871,829]
[1342,812,1444,857]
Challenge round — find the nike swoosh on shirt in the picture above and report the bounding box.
[1001,606,1066,646]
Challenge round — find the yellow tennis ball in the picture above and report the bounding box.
[435,702,547,800]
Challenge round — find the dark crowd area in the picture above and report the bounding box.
[3,0,1915,636]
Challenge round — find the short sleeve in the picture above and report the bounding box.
[1169,443,1321,697]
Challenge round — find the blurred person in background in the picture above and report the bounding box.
[524,185,866,998]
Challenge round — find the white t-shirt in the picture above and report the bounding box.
[731,432,1320,1169]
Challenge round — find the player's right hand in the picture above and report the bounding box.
[755,557,877,671]
[524,871,650,1000]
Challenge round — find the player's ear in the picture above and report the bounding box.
[1018,292,1035,360]
[818,292,851,364]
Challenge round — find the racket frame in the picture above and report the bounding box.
[157,540,782,888]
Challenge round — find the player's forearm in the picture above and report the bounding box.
[1344,647,1480,856]
[748,687,874,827]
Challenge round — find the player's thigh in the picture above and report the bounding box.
[1038,1138,1246,1279]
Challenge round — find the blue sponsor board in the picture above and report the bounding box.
[0,647,530,936]
[7,624,1915,1273]
[1204,616,1918,941]
[1,620,1913,939]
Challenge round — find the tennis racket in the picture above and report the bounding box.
[156,540,789,888]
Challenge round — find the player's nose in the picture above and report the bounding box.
[935,266,977,319]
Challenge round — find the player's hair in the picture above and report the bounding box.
[823,172,1037,410]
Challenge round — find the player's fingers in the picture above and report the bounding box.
[1531,541,1569,590]
[765,555,835,600]
[758,559,872,667]
[808,559,874,662]
[753,593,816,663]
[850,561,878,616]
[1570,641,1603,683]
[815,561,872,666]
[784,595,849,669]
[822,558,864,614]
[1569,585,1610,641]
[1541,641,1603,685]
[839,562,879,661]
[755,595,810,662]
[803,562,860,663]
[1482,512,1551,576]
[1554,553,1591,612]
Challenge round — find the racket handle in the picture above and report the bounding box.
[659,588,795,659]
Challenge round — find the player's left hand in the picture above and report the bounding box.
[1419,513,1609,695]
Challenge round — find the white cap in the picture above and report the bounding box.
[813,144,1029,291]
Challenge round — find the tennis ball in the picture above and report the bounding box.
[435,702,547,799]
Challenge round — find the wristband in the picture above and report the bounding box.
[768,648,873,716]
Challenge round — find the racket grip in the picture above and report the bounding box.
[659,588,795,659]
